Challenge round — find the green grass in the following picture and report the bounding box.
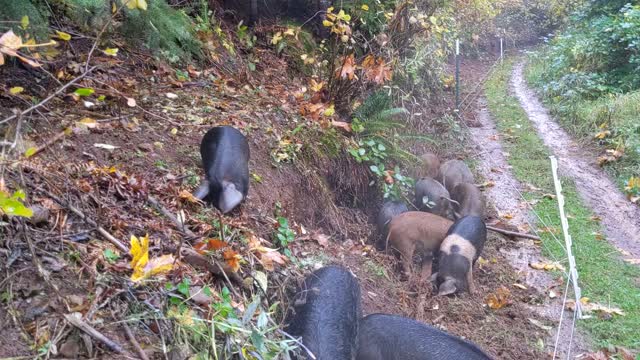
[526,53,640,195]
[485,59,640,350]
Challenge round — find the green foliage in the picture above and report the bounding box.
[527,2,640,198]
[0,0,50,40]
[0,189,33,218]
[168,288,298,358]
[121,0,202,63]
[273,216,295,257]
[103,249,120,264]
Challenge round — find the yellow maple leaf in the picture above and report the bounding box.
[283,28,295,36]
[130,234,149,269]
[323,104,335,117]
[271,32,283,45]
[9,86,24,94]
[361,4,369,10]
[309,79,324,92]
[323,20,334,27]
[129,234,175,282]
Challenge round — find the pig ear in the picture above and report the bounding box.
[438,278,457,296]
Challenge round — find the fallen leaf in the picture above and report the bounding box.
[479,181,495,188]
[529,261,565,271]
[21,16,29,30]
[9,86,24,94]
[124,0,148,10]
[103,48,119,56]
[548,289,558,298]
[166,92,178,99]
[512,283,527,290]
[129,234,174,282]
[486,286,511,309]
[566,299,625,317]
[55,31,71,41]
[170,128,178,135]
[126,97,136,107]
[93,143,119,151]
[623,258,640,265]
[74,88,94,97]
[335,54,357,80]
[24,147,37,158]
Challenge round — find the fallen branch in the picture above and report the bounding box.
[110,307,150,360]
[64,312,127,354]
[487,225,540,240]
[39,189,128,253]
[23,129,67,158]
[146,196,246,288]
[0,66,98,125]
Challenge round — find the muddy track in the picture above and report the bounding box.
[470,98,589,357]
[512,61,640,259]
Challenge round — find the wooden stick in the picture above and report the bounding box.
[110,307,150,360]
[0,66,98,125]
[41,189,129,253]
[487,225,540,240]
[64,312,127,354]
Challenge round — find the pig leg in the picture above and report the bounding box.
[466,267,475,295]
[394,241,415,278]
[419,252,434,279]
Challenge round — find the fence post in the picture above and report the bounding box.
[550,156,583,319]
[455,39,460,112]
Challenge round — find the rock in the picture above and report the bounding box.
[28,205,50,226]
[138,143,154,152]
[189,286,213,306]
[59,338,81,359]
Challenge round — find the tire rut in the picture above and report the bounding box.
[511,61,640,259]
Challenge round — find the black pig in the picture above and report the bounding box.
[194,126,250,214]
[356,313,492,360]
[376,200,409,250]
[287,265,361,360]
[436,216,487,296]
[414,177,453,218]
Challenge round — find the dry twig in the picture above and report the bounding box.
[64,312,127,354]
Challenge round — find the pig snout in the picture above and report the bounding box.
[414,177,453,218]
[376,201,409,250]
[439,160,474,193]
[287,266,361,360]
[356,314,493,360]
[437,216,487,296]
[199,126,250,214]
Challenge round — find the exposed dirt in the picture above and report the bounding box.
[469,95,590,358]
[1,40,568,360]
[512,61,640,259]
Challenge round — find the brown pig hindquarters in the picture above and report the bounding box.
[451,182,485,219]
[439,160,474,193]
[385,211,453,279]
[436,216,487,296]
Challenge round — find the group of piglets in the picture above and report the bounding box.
[286,265,492,359]
[376,153,487,296]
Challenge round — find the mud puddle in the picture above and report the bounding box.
[469,97,590,357]
[512,61,640,259]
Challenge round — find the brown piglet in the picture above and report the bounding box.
[384,211,453,279]
[418,152,441,179]
[439,159,474,193]
[451,183,485,219]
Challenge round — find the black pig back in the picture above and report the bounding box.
[200,126,250,206]
[446,215,487,262]
[356,314,492,360]
[287,266,362,360]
